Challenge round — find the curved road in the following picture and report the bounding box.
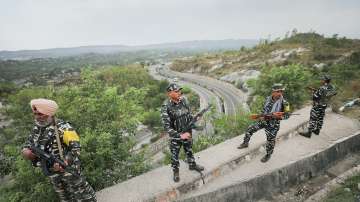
[148,64,223,113]
[158,63,249,115]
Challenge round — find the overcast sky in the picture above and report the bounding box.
[1,0,359,51]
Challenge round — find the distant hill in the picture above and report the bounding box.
[171,33,360,76]
[0,39,258,60]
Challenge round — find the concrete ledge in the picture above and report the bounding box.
[179,131,360,202]
[96,107,344,202]
[305,160,360,202]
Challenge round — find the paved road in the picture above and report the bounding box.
[147,64,223,113]
[158,64,249,115]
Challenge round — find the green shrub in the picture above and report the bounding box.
[247,64,313,109]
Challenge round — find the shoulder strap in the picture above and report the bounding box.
[53,118,64,160]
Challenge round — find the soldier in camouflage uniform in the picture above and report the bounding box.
[299,75,337,138]
[238,84,291,163]
[22,98,96,202]
[161,83,204,182]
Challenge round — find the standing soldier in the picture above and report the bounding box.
[21,98,97,201]
[238,84,291,163]
[299,75,337,138]
[161,83,204,182]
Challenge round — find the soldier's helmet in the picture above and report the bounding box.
[320,75,331,82]
[166,83,182,92]
[272,83,285,91]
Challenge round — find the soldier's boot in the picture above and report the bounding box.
[313,129,320,135]
[173,169,180,182]
[189,164,204,172]
[237,142,249,149]
[260,154,271,163]
[299,129,312,138]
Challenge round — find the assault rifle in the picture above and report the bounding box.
[250,112,300,120]
[30,146,80,178]
[181,104,212,133]
[181,104,212,184]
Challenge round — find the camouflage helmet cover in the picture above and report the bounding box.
[166,83,182,92]
[272,83,285,91]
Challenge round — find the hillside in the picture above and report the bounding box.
[171,33,360,77]
[171,32,360,118]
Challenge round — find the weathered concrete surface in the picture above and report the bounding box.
[179,116,360,202]
[305,165,360,202]
[96,107,359,202]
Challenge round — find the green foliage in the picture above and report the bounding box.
[323,174,360,202]
[0,50,189,83]
[0,82,18,99]
[249,96,266,114]
[143,110,162,128]
[213,109,252,140]
[348,51,360,65]
[192,135,224,153]
[327,64,360,86]
[247,64,313,109]
[0,66,169,201]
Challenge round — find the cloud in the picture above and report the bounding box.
[1,0,359,50]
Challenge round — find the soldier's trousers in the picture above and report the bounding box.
[169,139,196,171]
[308,104,327,134]
[243,120,280,155]
[49,171,96,202]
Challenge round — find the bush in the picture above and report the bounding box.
[143,110,162,128]
[0,66,169,201]
[247,64,313,109]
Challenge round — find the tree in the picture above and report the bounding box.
[247,64,313,110]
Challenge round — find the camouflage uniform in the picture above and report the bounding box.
[23,119,96,202]
[308,83,337,135]
[242,96,290,156]
[161,97,196,172]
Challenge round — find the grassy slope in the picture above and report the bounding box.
[171,33,360,119]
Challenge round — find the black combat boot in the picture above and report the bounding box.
[299,129,312,138]
[189,164,204,172]
[313,129,320,135]
[260,154,271,163]
[237,142,249,149]
[173,169,180,182]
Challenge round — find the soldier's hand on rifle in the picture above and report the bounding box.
[53,161,68,172]
[21,148,36,161]
[180,132,191,140]
[273,112,284,119]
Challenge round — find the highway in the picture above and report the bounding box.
[156,63,249,115]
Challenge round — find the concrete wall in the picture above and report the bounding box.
[180,131,360,202]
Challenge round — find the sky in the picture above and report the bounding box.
[1,0,360,51]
